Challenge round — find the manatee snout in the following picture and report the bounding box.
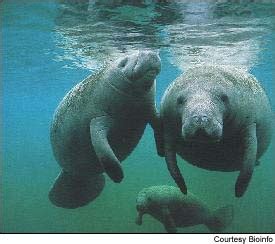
[182,113,223,143]
[135,191,149,225]
[136,203,146,226]
[120,50,161,83]
[179,93,224,143]
[136,50,161,69]
[135,212,143,225]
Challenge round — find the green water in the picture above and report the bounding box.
[1,0,275,233]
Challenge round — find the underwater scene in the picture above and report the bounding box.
[1,0,275,233]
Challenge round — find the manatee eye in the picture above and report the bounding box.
[220,94,229,103]
[147,197,152,202]
[177,96,186,105]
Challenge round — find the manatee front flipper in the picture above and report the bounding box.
[150,111,164,157]
[49,171,105,209]
[162,207,177,233]
[235,123,257,197]
[164,133,187,194]
[90,116,124,183]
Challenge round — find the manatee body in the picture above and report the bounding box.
[136,185,233,233]
[160,66,272,197]
[49,50,162,208]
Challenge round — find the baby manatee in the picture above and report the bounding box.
[160,65,273,197]
[49,50,162,208]
[136,185,234,233]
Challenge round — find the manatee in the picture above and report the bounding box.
[136,185,234,233]
[160,65,273,197]
[49,50,162,208]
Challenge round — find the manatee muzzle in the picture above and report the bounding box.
[135,211,144,225]
[131,51,161,80]
[136,202,147,225]
[182,114,223,143]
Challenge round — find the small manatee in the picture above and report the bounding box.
[136,185,234,233]
[49,50,162,209]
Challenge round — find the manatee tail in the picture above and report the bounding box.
[49,171,105,209]
[205,205,234,233]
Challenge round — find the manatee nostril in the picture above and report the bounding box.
[192,115,208,124]
[192,115,199,123]
[201,115,208,123]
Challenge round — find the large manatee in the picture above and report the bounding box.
[160,65,272,197]
[49,50,162,208]
[136,185,233,233]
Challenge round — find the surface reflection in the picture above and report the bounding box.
[54,0,275,71]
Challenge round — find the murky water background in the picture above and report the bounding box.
[1,0,275,233]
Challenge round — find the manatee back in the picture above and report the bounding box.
[52,65,108,127]
[145,186,210,228]
[50,66,109,170]
[183,65,268,98]
[146,185,204,207]
[166,65,266,98]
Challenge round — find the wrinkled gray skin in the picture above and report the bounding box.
[49,50,162,208]
[136,185,233,233]
[160,66,272,197]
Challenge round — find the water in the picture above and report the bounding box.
[1,0,275,233]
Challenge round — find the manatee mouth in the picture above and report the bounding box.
[184,133,221,144]
[136,202,147,212]
[143,69,159,88]
[182,119,223,144]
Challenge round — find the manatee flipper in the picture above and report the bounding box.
[49,171,105,209]
[206,205,234,232]
[164,134,187,194]
[162,207,177,233]
[150,111,164,157]
[90,116,124,183]
[235,123,257,197]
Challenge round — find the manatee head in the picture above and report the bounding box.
[135,190,154,225]
[117,50,161,92]
[176,85,229,143]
